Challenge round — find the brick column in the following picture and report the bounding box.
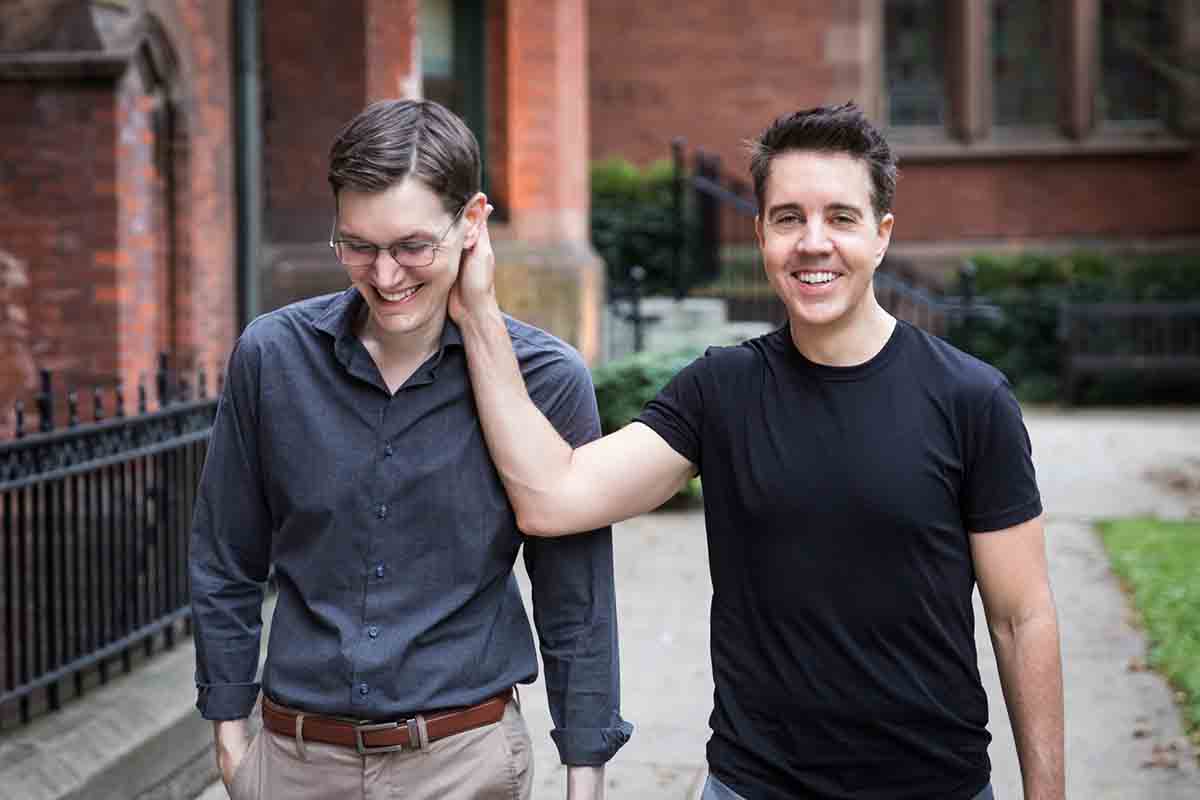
[493,0,603,362]
[365,0,421,102]
[504,0,589,243]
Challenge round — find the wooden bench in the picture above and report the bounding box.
[1058,302,1200,404]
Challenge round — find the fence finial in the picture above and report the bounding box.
[37,369,54,432]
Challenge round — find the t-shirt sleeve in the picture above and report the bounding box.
[634,354,707,470]
[963,380,1043,533]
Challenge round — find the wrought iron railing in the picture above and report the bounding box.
[0,357,218,728]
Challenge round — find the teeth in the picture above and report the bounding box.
[797,271,837,284]
[379,285,419,302]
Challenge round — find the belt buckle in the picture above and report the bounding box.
[353,719,409,755]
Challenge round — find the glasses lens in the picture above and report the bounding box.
[388,243,437,268]
[334,242,378,267]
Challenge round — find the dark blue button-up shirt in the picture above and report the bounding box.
[190,288,632,765]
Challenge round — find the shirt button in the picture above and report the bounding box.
[375,564,385,579]
[368,626,379,639]
[376,503,388,519]
[359,683,369,696]
[384,443,394,457]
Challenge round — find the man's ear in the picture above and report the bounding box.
[874,212,895,266]
[461,192,488,249]
[754,214,765,250]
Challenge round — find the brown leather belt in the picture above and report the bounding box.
[261,689,512,755]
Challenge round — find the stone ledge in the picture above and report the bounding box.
[0,595,275,800]
[0,644,214,800]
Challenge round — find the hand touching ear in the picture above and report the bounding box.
[449,203,496,324]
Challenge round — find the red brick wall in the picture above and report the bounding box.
[507,0,591,242]
[114,68,170,400]
[589,1,850,173]
[261,0,366,242]
[0,79,120,429]
[894,152,1200,241]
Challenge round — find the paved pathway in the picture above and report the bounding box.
[201,408,1200,798]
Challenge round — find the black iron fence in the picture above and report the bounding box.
[0,356,218,729]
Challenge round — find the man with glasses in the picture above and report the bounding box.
[190,99,630,800]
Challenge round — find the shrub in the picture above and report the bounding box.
[945,250,1200,404]
[591,346,706,504]
[591,157,690,296]
[591,346,702,434]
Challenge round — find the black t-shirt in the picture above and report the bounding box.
[635,321,1042,800]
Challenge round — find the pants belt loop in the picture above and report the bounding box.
[415,714,431,751]
[294,712,309,762]
[512,684,521,711]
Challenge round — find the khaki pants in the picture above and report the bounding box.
[227,699,533,800]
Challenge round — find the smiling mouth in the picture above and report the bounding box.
[376,285,422,303]
[792,271,840,285]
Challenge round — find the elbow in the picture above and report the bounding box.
[515,502,577,538]
[515,508,558,537]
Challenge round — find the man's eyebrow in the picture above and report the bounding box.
[827,202,865,216]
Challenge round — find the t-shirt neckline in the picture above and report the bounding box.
[779,319,907,382]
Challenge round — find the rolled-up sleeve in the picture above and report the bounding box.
[520,344,633,765]
[189,333,273,720]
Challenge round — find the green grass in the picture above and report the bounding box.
[1097,518,1200,739]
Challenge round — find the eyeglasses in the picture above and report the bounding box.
[329,205,465,269]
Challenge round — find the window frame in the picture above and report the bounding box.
[881,0,1193,159]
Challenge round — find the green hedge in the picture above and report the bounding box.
[944,251,1200,404]
[591,158,689,296]
[591,346,704,503]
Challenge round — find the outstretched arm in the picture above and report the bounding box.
[450,208,695,536]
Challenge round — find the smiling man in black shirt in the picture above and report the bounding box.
[189,99,629,800]
[452,103,1064,800]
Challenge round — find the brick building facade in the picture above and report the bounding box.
[1,0,235,431]
[589,0,1200,274]
[4,1,1197,435]
[1,0,601,436]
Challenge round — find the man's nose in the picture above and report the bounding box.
[370,247,405,283]
[795,220,833,254]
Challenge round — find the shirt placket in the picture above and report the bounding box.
[351,384,404,709]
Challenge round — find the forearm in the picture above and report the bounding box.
[457,301,577,529]
[990,607,1064,800]
[567,766,605,800]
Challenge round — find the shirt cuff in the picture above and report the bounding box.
[550,718,634,766]
[196,682,261,720]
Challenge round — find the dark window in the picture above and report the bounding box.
[991,0,1057,127]
[884,0,948,127]
[1098,0,1171,123]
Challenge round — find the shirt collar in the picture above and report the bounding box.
[314,288,464,378]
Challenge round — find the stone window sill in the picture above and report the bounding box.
[888,126,1194,162]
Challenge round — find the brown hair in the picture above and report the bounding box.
[748,102,898,221]
[328,99,480,213]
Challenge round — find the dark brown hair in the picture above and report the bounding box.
[328,99,480,213]
[748,102,898,221]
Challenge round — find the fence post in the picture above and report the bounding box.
[630,265,647,353]
[156,353,170,409]
[958,259,977,333]
[37,369,54,432]
[671,137,686,300]
[695,151,720,283]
